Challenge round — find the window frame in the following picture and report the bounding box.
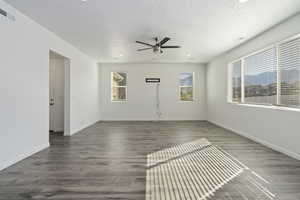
[228,33,300,110]
[111,72,128,102]
[229,60,242,103]
[179,72,195,102]
[243,46,278,106]
[276,35,300,109]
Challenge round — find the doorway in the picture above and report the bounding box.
[49,50,70,136]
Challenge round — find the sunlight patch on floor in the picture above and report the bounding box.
[146,138,277,200]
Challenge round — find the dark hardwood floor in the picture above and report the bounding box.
[0,121,300,200]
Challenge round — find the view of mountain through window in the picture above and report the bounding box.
[230,34,300,109]
[244,47,277,105]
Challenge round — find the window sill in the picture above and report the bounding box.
[228,102,300,113]
[111,100,128,103]
[179,99,199,103]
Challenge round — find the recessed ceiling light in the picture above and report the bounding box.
[119,54,123,57]
[187,54,191,57]
[239,0,249,3]
[81,0,87,2]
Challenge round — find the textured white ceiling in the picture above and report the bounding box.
[4,0,300,63]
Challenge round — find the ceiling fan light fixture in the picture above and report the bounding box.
[136,37,181,54]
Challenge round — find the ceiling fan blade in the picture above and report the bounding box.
[136,41,154,47]
[137,47,153,51]
[161,45,181,48]
[159,37,170,46]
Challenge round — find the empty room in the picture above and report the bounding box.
[1,0,300,199]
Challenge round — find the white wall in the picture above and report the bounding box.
[99,63,207,121]
[206,13,300,160]
[0,0,100,170]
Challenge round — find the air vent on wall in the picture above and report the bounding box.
[0,8,15,21]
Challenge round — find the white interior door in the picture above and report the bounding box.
[49,58,65,132]
[49,60,55,131]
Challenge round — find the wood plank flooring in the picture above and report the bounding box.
[0,121,299,200]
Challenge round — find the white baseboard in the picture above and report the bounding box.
[70,120,100,136]
[0,142,49,171]
[99,119,206,122]
[208,120,300,161]
[54,128,64,132]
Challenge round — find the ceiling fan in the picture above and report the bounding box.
[136,37,181,54]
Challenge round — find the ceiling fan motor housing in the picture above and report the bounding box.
[153,45,162,53]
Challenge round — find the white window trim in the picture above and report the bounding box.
[228,60,243,103]
[228,33,300,111]
[179,72,195,102]
[111,72,128,102]
[229,102,300,113]
[241,59,245,103]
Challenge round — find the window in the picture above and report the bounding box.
[279,37,300,107]
[232,61,242,102]
[111,72,127,101]
[244,47,277,105]
[229,33,300,109]
[179,72,194,101]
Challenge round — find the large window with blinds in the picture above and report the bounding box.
[279,37,300,107]
[244,47,277,105]
[229,34,300,109]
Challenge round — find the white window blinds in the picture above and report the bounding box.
[232,61,242,102]
[279,38,300,107]
[244,47,277,105]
